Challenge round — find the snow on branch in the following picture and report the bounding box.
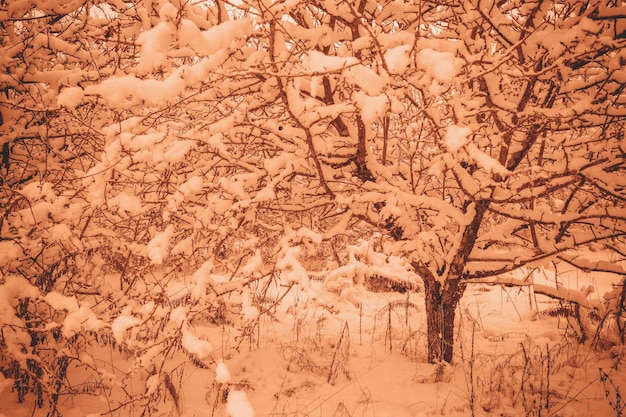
[557,254,626,276]
[464,274,595,309]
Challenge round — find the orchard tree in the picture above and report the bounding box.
[1,0,372,413]
[0,0,289,414]
[1,1,626,415]
[0,1,118,412]
[243,0,626,363]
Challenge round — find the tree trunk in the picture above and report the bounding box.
[423,277,466,363]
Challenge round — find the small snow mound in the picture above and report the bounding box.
[181,324,212,360]
[445,125,471,152]
[137,22,174,74]
[147,225,174,264]
[215,359,231,383]
[415,48,458,83]
[226,390,255,417]
[111,314,141,345]
[302,50,358,72]
[44,291,79,312]
[57,87,84,109]
[384,44,412,74]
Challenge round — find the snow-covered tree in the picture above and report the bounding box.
[1,3,625,415]
[0,0,277,413]
[234,0,626,363]
[1,0,352,412]
[0,1,115,412]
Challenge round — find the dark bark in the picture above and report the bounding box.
[423,277,466,363]
[414,199,490,364]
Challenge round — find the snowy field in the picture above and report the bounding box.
[1,266,623,417]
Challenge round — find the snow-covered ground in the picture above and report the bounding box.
[1,265,623,417]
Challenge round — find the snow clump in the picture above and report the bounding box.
[215,359,231,383]
[445,125,471,152]
[226,390,255,417]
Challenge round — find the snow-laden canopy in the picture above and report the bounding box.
[0,0,625,414]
